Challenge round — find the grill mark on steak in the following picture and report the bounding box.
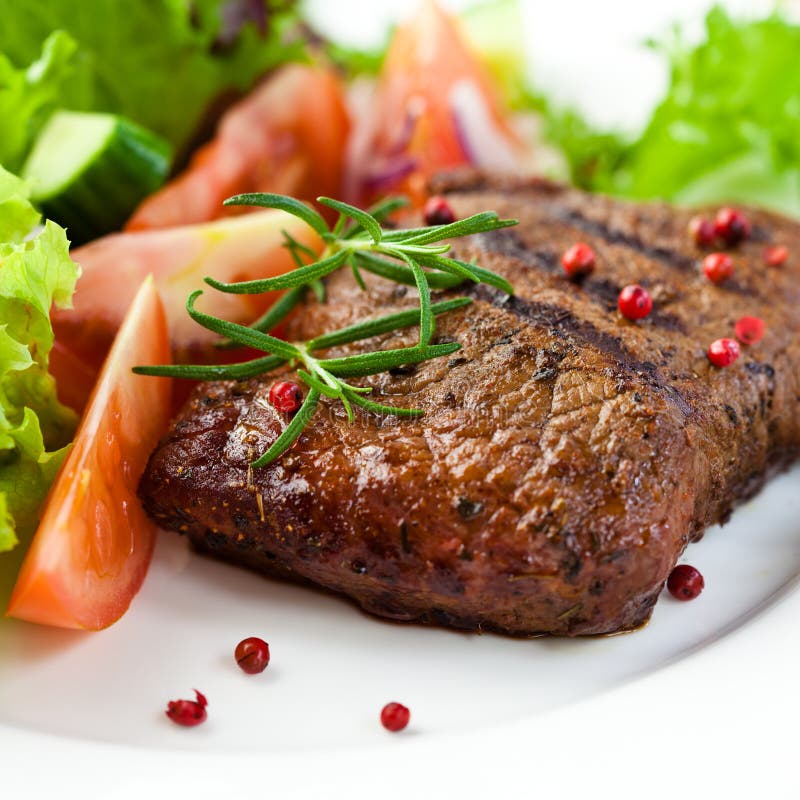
[476,229,561,273]
[476,229,687,332]
[550,207,698,272]
[469,284,693,418]
[580,278,687,333]
[554,207,757,297]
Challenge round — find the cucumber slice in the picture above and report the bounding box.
[22,111,172,244]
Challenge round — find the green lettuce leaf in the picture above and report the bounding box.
[540,8,800,217]
[0,167,79,553]
[0,170,41,241]
[0,0,304,158]
[0,30,86,172]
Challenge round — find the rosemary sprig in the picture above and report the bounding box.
[135,193,517,467]
[210,192,516,346]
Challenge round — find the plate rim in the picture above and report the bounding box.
[3,575,799,798]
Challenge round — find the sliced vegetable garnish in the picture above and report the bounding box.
[22,110,172,245]
[7,276,171,630]
[126,65,350,231]
[53,208,323,369]
[354,1,522,203]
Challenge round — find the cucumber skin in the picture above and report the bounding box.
[37,118,172,246]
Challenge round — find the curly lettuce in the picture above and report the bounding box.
[541,8,800,217]
[0,167,79,554]
[0,30,86,172]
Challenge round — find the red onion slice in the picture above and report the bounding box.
[362,156,419,195]
[449,79,519,172]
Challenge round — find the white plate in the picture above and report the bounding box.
[2,1,799,796]
[2,465,799,796]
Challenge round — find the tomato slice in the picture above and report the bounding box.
[53,209,322,371]
[126,64,350,231]
[48,339,100,415]
[7,277,171,630]
[352,1,523,205]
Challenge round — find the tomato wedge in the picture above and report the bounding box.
[48,339,100,415]
[352,0,523,205]
[53,209,322,373]
[126,64,350,231]
[7,277,171,629]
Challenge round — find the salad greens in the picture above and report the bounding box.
[0,31,85,173]
[0,0,304,161]
[0,167,79,554]
[541,7,800,216]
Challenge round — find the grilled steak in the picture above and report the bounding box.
[140,172,800,635]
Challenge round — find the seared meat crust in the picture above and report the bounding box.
[140,173,800,635]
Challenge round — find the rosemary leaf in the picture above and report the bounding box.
[340,392,354,423]
[318,196,382,244]
[311,280,326,303]
[340,196,408,240]
[296,369,341,399]
[342,386,424,417]
[215,284,307,349]
[389,243,452,256]
[413,253,479,284]
[350,259,368,291]
[400,212,517,245]
[224,193,330,237]
[353,251,462,290]
[205,250,348,294]
[248,284,306,333]
[133,355,286,381]
[282,230,318,262]
[344,383,373,395]
[378,215,511,243]
[186,291,298,359]
[460,261,515,295]
[331,211,347,238]
[307,298,472,351]
[320,342,461,378]
[415,253,513,294]
[251,389,321,467]
[385,249,433,346]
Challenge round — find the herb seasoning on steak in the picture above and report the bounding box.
[139,172,800,636]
